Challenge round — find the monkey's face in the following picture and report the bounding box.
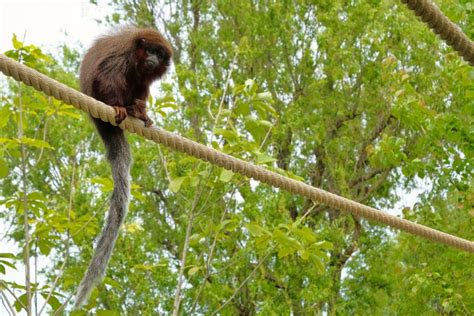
[143,47,168,73]
[136,39,171,78]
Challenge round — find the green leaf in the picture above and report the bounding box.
[133,264,157,271]
[14,293,28,312]
[188,266,200,276]
[273,230,301,250]
[314,240,333,250]
[298,249,310,260]
[104,277,122,289]
[234,99,250,116]
[40,293,61,310]
[96,311,120,316]
[57,109,81,119]
[293,227,317,243]
[312,256,325,274]
[12,34,23,49]
[0,259,17,270]
[214,128,240,143]
[189,233,202,245]
[37,239,54,255]
[0,253,16,259]
[0,159,9,178]
[0,138,15,145]
[0,106,12,128]
[219,169,234,182]
[91,177,114,193]
[169,176,186,193]
[255,92,272,101]
[244,79,255,92]
[27,191,46,201]
[17,137,54,149]
[254,101,277,117]
[246,223,271,237]
[256,153,276,165]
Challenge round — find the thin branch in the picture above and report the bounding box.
[356,170,391,203]
[190,187,239,312]
[209,203,316,313]
[38,160,76,315]
[34,242,38,316]
[258,119,277,152]
[349,167,387,187]
[213,53,237,130]
[53,293,73,316]
[0,281,26,310]
[71,198,109,238]
[172,177,206,316]
[37,252,70,315]
[157,144,171,182]
[298,202,318,223]
[340,216,362,266]
[34,97,51,165]
[211,250,272,315]
[18,61,32,316]
[354,114,395,171]
[0,290,16,316]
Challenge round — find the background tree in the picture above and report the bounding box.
[0,0,472,314]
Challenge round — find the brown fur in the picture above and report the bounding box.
[80,27,173,123]
[74,27,172,309]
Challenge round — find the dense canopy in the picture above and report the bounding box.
[0,0,472,315]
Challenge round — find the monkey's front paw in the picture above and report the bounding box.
[133,99,147,110]
[112,106,127,124]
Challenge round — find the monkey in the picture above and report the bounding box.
[74,27,172,308]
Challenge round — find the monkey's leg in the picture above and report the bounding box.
[127,100,153,127]
[112,106,127,124]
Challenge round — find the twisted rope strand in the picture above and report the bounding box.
[1,54,473,253]
[401,0,474,65]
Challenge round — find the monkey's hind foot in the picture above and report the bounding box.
[144,118,153,127]
[112,106,127,124]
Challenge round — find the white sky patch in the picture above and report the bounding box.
[0,0,113,53]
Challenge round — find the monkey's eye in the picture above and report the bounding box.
[146,48,159,56]
[147,47,167,59]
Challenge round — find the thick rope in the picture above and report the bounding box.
[1,54,473,253]
[401,0,474,66]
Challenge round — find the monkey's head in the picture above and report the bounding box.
[134,29,173,80]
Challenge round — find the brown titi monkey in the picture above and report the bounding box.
[75,27,172,308]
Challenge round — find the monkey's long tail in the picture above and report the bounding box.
[74,120,131,309]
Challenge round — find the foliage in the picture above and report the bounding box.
[0,0,472,314]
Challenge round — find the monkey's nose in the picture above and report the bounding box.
[146,60,156,68]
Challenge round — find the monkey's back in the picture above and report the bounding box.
[79,28,135,98]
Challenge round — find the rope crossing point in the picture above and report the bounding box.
[1,54,473,253]
[401,0,474,66]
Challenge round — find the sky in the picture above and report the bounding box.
[1,0,112,53]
